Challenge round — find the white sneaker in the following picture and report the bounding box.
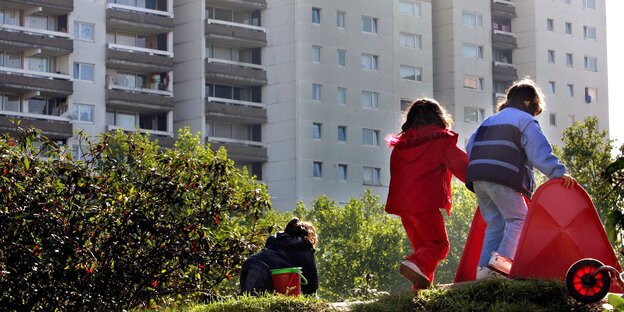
[476,266,507,280]
[400,260,431,290]
[487,252,512,276]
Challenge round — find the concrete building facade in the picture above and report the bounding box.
[0,0,609,211]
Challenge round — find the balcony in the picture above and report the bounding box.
[207,0,266,11]
[205,58,266,86]
[106,43,173,72]
[106,3,173,34]
[491,0,516,19]
[0,25,72,56]
[1,0,73,14]
[107,125,174,148]
[492,30,517,50]
[0,67,72,97]
[205,20,266,48]
[205,136,267,162]
[0,112,72,140]
[106,84,174,111]
[205,97,267,124]
[492,61,518,82]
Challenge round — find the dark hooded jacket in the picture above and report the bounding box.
[240,232,318,295]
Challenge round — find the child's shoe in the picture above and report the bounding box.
[400,260,431,290]
[476,266,507,280]
[487,252,512,276]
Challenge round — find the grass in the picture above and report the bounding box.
[136,279,605,312]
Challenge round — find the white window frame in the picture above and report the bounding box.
[312,83,322,101]
[463,75,484,91]
[73,62,95,82]
[462,11,482,28]
[547,50,555,64]
[585,87,598,103]
[565,22,572,35]
[464,107,485,123]
[583,0,595,9]
[567,84,574,97]
[361,53,379,71]
[313,161,323,178]
[72,103,95,123]
[584,56,597,71]
[362,16,378,34]
[312,45,321,63]
[312,7,321,24]
[338,164,348,181]
[463,43,483,59]
[312,122,322,139]
[399,1,421,16]
[399,32,422,49]
[362,128,380,146]
[338,125,347,142]
[400,65,422,81]
[337,49,346,66]
[363,166,381,185]
[566,53,574,67]
[74,21,95,41]
[547,18,554,31]
[548,81,556,94]
[361,91,379,109]
[583,26,596,40]
[337,87,346,105]
[337,11,345,28]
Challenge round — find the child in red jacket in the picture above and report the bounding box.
[385,98,468,290]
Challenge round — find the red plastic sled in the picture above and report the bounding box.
[454,179,622,293]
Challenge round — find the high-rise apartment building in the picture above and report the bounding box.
[0,0,608,211]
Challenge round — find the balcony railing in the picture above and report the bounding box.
[493,0,515,6]
[493,29,516,38]
[106,3,173,17]
[0,24,72,39]
[108,84,173,97]
[108,125,173,137]
[0,110,71,122]
[494,61,517,69]
[0,66,71,80]
[206,96,265,109]
[206,136,265,148]
[206,18,266,32]
[108,43,173,58]
[206,58,265,70]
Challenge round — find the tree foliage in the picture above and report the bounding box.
[0,126,272,310]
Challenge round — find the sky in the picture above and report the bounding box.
[607,0,623,147]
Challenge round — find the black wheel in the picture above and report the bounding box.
[566,258,611,304]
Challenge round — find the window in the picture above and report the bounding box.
[73,63,95,81]
[74,22,94,41]
[0,51,21,69]
[565,22,572,35]
[312,122,322,139]
[312,7,321,24]
[585,87,597,103]
[72,103,94,122]
[399,1,421,16]
[28,15,50,31]
[565,0,572,4]
[338,126,347,142]
[547,50,555,64]
[548,81,556,94]
[463,43,483,59]
[400,65,422,81]
[583,26,596,40]
[567,84,574,97]
[312,83,322,101]
[361,54,379,71]
[583,0,595,9]
[0,9,18,26]
[566,53,574,67]
[337,49,346,66]
[338,164,348,181]
[361,91,379,109]
[312,45,321,63]
[462,11,482,27]
[400,99,412,111]
[568,114,576,126]
[549,113,557,126]
[28,56,51,72]
[464,107,485,123]
[337,11,345,28]
[547,19,554,31]
[363,167,381,185]
[0,95,20,112]
[116,72,146,88]
[313,161,323,178]
[362,128,379,146]
[362,16,378,33]
[399,32,422,49]
[463,75,484,91]
[584,56,597,71]
[337,87,346,105]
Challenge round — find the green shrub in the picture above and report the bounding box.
[0,127,272,310]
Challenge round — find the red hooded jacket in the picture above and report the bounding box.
[385,125,468,216]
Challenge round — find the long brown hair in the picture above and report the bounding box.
[285,218,318,247]
[401,98,452,132]
[497,78,545,116]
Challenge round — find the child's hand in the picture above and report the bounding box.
[560,174,576,189]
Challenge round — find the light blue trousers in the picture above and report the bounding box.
[474,181,528,267]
